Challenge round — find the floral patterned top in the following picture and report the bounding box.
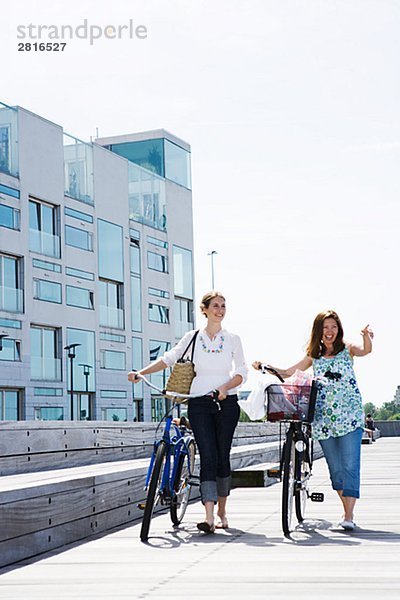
[312,347,364,441]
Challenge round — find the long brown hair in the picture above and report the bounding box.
[306,310,345,358]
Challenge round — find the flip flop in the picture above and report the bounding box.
[197,521,215,534]
[215,519,229,529]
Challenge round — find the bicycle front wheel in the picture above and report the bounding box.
[140,441,167,542]
[282,427,296,536]
[295,433,312,523]
[170,440,196,525]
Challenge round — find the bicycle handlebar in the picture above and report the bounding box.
[257,363,285,383]
[132,371,220,403]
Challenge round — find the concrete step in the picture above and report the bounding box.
[232,462,280,488]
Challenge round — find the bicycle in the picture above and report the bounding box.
[257,364,324,536]
[136,374,220,542]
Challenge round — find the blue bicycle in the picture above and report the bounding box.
[137,375,219,542]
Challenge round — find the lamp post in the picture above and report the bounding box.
[0,334,9,352]
[64,344,81,420]
[79,363,92,393]
[208,250,218,289]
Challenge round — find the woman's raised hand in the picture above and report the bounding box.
[252,360,262,371]
[361,324,374,339]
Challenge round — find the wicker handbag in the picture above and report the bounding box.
[165,330,199,399]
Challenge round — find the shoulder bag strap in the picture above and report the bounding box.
[179,330,199,362]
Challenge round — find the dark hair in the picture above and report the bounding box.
[200,291,226,316]
[306,310,345,359]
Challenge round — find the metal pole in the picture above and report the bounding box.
[208,250,217,289]
[70,354,74,420]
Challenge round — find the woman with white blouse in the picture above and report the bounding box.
[128,291,248,534]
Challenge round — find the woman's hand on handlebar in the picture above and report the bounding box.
[216,386,228,401]
[128,370,142,383]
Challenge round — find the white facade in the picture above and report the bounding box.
[0,103,194,422]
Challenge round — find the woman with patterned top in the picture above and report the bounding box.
[128,291,248,534]
[253,310,373,531]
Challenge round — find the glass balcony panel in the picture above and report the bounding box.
[0,286,23,312]
[63,133,94,205]
[29,229,61,258]
[99,305,124,329]
[30,356,62,381]
[0,102,19,177]
[128,163,166,231]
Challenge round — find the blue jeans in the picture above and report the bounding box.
[188,395,240,503]
[319,427,363,498]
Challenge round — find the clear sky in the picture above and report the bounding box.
[2,0,399,405]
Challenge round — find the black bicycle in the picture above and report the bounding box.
[258,364,324,535]
[136,374,220,541]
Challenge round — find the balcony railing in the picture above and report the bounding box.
[0,102,19,178]
[63,133,94,205]
[99,305,124,329]
[0,286,23,313]
[29,229,61,259]
[30,357,62,381]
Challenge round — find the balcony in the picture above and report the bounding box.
[29,229,61,259]
[0,286,23,313]
[0,102,19,178]
[63,133,94,205]
[30,356,62,381]
[99,305,124,329]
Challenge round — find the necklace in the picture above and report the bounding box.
[200,333,224,354]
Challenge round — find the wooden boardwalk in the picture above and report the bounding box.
[0,437,399,599]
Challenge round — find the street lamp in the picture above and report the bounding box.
[79,363,92,393]
[64,343,81,420]
[208,250,218,289]
[0,334,9,352]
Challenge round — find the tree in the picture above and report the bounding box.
[363,402,377,417]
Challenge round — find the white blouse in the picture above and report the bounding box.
[162,328,248,396]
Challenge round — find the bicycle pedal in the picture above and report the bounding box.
[310,492,324,502]
[267,468,281,478]
[137,502,146,510]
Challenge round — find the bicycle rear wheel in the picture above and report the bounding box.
[295,431,312,523]
[170,440,196,525]
[282,427,295,536]
[140,441,167,542]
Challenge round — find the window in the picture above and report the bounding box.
[66,328,96,392]
[0,253,23,312]
[149,303,169,324]
[66,285,94,309]
[33,279,62,304]
[149,287,170,299]
[130,275,142,332]
[0,389,21,420]
[164,138,192,189]
[98,220,124,282]
[0,183,20,199]
[128,163,167,231]
[64,206,93,223]
[173,246,193,299]
[0,203,20,230]
[33,258,62,273]
[151,396,171,422]
[99,279,124,329]
[0,338,21,361]
[0,317,21,329]
[100,332,125,343]
[110,138,165,176]
[147,251,168,273]
[174,298,194,339]
[0,124,11,175]
[65,225,93,251]
[129,227,140,240]
[71,393,93,420]
[29,198,60,258]
[63,133,94,204]
[130,241,140,275]
[30,326,61,381]
[101,407,127,422]
[132,336,143,400]
[65,266,94,280]
[149,340,170,391]
[147,235,168,249]
[34,407,64,420]
[34,387,63,396]
[100,390,127,399]
[100,349,126,370]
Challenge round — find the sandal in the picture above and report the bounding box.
[215,516,229,529]
[197,521,215,534]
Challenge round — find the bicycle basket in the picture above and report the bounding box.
[266,383,317,422]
